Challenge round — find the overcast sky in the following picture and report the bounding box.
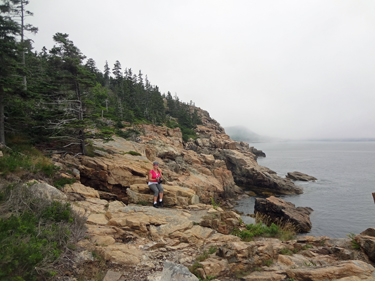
[27,0,375,140]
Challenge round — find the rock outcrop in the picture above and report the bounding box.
[127,184,199,206]
[254,196,313,232]
[23,181,375,281]
[287,171,317,182]
[53,106,303,206]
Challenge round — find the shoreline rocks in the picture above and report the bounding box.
[254,196,313,233]
[287,171,317,182]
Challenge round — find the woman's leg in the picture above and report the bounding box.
[157,184,164,206]
[149,184,159,207]
[157,184,164,199]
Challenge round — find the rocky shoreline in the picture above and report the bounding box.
[20,180,375,281]
[3,106,375,280]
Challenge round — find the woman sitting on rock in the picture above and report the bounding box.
[148,161,164,208]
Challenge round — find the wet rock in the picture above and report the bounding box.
[287,171,317,182]
[249,147,266,158]
[254,196,313,233]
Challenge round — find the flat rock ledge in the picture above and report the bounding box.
[287,171,317,182]
[254,196,313,233]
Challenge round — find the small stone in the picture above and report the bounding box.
[103,270,122,281]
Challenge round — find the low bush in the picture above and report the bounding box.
[53,178,76,189]
[232,220,296,242]
[125,150,142,156]
[115,128,140,141]
[347,233,361,249]
[0,183,86,280]
[279,248,293,255]
[0,146,57,178]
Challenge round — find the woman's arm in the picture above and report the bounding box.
[148,171,153,181]
[158,169,163,179]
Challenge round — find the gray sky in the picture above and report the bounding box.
[27,0,375,140]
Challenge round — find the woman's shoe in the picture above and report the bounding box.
[159,201,163,208]
[153,203,159,208]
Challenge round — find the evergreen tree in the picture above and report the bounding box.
[103,60,110,87]
[47,32,95,154]
[0,2,21,145]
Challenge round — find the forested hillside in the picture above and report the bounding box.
[0,0,201,154]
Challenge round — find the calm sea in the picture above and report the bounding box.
[234,141,375,238]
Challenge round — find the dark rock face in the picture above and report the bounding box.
[286,171,317,182]
[250,147,266,157]
[221,149,303,195]
[254,196,313,233]
[357,228,375,263]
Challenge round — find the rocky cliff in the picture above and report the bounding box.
[5,105,375,281]
[54,106,301,206]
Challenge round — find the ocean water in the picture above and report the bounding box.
[234,141,375,238]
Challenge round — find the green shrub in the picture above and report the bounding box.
[125,150,142,156]
[0,196,84,281]
[210,197,221,210]
[208,246,217,254]
[280,248,293,255]
[137,201,149,206]
[232,222,285,241]
[53,178,76,189]
[0,146,57,177]
[262,259,273,267]
[301,244,313,250]
[115,128,140,140]
[347,233,361,249]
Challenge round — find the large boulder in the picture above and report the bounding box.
[159,261,198,281]
[221,149,303,195]
[356,229,375,262]
[29,181,67,201]
[63,182,100,199]
[254,196,313,233]
[287,171,317,182]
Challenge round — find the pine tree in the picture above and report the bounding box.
[0,2,21,145]
[47,32,95,155]
[7,0,38,90]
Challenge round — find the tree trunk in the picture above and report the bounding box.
[21,1,27,91]
[0,86,6,145]
[75,79,86,155]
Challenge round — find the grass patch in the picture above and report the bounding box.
[301,244,313,250]
[137,201,149,206]
[347,233,361,249]
[124,150,142,156]
[0,146,58,177]
[208,246,217,254]
[189,246,218,280]
[262,259,273,267]
[210,197,221,210]
[0,183,86,280]
[53,178,76,189]
[280,248,293,255]
[232,219,296,242]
